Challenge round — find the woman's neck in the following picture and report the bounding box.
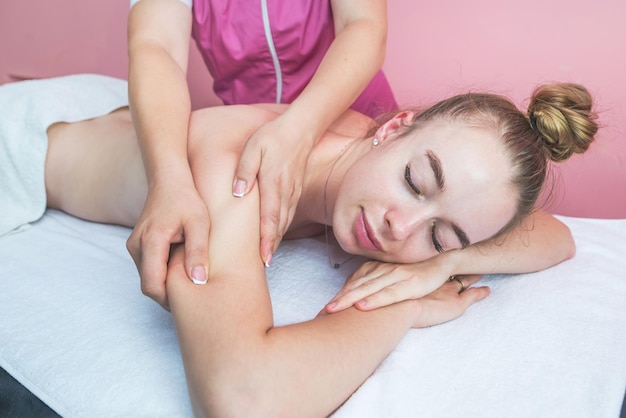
[287,109,376,237]
[289,134,367,234]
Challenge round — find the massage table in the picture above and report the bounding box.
[0,209,625,417]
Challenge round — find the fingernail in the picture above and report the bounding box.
[326,301,337,311]
[356,299,368,308]
[233,179,247,197]
[264,253,273,268]
[191,266,207,285]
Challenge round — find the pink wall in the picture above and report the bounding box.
[1,0,624,218]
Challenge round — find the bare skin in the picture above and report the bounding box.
[44,105,573,416]
[127,0,391,304]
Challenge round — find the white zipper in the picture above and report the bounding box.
[261,0,283,103]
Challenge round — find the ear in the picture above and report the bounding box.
[374,111,416,144]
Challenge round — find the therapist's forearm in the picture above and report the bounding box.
[128,0,194,187]
[128,44,193,187]
[283,16,387,144]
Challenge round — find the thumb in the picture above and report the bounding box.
[233,139,262,197]
[183,218,210,285]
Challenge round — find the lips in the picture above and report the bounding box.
[355,209,382,252]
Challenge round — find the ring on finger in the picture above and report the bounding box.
[448,275,465,293]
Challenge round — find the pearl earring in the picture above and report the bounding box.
[373,137,380,146]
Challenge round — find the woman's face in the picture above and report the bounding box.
[333,117,517,263]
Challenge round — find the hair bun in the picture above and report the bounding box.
[528,83,598,162]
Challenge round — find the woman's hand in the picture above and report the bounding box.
[232,117,315,266]
[318,274,489,329]
[409,275,489,329]
[325,258,455,313]
[127,180,210,310]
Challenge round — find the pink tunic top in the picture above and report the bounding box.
[190,0,397,118]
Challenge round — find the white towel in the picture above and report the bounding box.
[0,211,624,417]
[0,74,128,237]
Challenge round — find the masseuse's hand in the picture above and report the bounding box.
[127,181,209,309]
[233,117,314,266]
[325,258,457,313]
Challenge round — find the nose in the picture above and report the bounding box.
[384,206,430,242]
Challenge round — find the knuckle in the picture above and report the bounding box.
[362,280,378,290]
[140,280,165,303]
[140,281,157,298]
[261,211,281,227]
[125,237,137,254]
[381,286,396,299]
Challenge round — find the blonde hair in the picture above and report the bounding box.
[393,83,598,236]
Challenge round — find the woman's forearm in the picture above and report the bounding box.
[442,210,576,276]
[167,250,415,418]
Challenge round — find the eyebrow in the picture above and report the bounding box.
[425,149,445,190]
[425,149,471,249]
[452,223,471,249]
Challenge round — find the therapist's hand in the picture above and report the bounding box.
[127,180,210,309]
[232,117,314,266]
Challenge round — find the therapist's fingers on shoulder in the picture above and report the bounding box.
[259,187,281,266]
[183,216,210,285]
[271,175,301,253]
[233,136,262,197]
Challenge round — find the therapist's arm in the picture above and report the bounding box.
[232,0,390,265]
[126,0,210,308]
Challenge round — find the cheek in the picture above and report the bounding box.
[385,227,440,263]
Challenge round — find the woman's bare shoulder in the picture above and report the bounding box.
[189,105,279,152]
[327,110,377,138]
[249,104,377,138]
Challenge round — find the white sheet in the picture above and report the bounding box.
[0,210,625,417]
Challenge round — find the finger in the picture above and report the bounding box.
[259,183,281,266]
[183,216,210,285]
[357,276,438,311]
[325,272,391,312]
[351,279,417,311]
[233,139,262,197]
[259,213,280,267]
[329,263,384,302]
[342,262,385,289]
[450,274,483,293]
[273,190,300,254]
[128,233,171,309]
[458,285,491,307]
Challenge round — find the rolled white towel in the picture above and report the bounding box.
[0,74,128,237]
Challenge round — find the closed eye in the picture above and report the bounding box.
[431,222,444,253]
[404,164,423,197]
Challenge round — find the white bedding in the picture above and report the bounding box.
[0,210,625,417]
